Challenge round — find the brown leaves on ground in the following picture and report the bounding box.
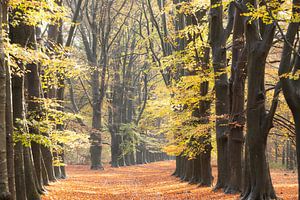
[42,161,297,200]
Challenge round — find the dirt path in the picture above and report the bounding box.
[42,161,297,200]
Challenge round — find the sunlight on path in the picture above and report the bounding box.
[42,161,297,200]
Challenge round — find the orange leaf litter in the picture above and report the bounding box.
[42,161,297,200]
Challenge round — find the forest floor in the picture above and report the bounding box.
[42,161,297,200]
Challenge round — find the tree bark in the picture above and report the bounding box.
[11,70,27,200]
[2,2,15,198]
[0,3,10,197]
[241,8,276,198]
[226,8,246,194]
[209,0,234,190]
[10,13,43,199]
[27,60,44,191]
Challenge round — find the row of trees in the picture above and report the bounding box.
[66,0,172,169]
[134,0,300,199]
[1,0,173,198]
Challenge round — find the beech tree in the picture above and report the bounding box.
[209,0,233,190]
[240,0,278,198]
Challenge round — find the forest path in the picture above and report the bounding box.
[42,161,297,200]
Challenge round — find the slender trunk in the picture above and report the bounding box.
[12,71,27,200]
[27,60,45,191]
[90,68,103,170]
[57,85,67,177]
[2,2,15,198]
[5,56,15,200]
[295,115,300,199]
[0,4,10,197]
[282,144,285,166]
[56,17,67,178]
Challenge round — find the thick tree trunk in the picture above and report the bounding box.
[190,156,201,183]
[200,148,212,186]
[110,129,119,167]
[182,160,193,181]
[23,147,40,199]
[41,146,56,182]
[90,69,103,170]
[242,25,276,200]
[226,8,246,194]
[209,0,233,190]
[142,147,148,164]
[41,157,49,186]
[136,147,143,165]
[180,157,187,180]
[10,16,40,200]
[53,154,62,179]
[27,61,45,191]
[193,47,212,186]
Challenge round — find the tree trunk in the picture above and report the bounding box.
[10,14,43,200]
[190,156,201,183]
[90,68,103,170]
[41,156,49,186]
[23,147,40,199]
[0,3,10,197]
[11,73,27,200]
[209,0,233,190]
[2,2,15,198]
[41,146,56,182]
[192,47,212,186]
[295,116,300,199]
[200,148,212,186]
[226,8,246,194]
[241,20,276,199]
[282,143,285,166]
[27,60,45,191]
[5,52,15,200]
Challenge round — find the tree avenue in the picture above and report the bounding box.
[0,0,299,200]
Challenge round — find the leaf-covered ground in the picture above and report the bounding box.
[42,161,297,200]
